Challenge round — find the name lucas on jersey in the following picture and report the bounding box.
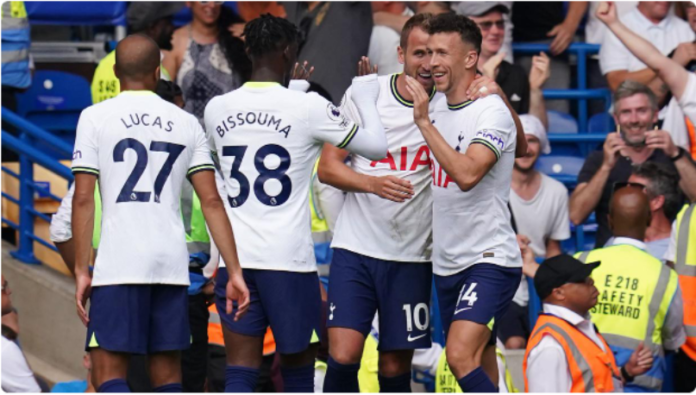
[120,113,174,132]
[214,112,292,139]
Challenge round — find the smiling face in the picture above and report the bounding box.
[189,2,222,26]
[399,27,434,91]
[614,93,658,147]
[469,11,505,59]
[427,32,478,94]
[514,135,541,172]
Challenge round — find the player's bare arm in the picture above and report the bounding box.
[72,173,97,326]
[466,75,528,158]
[405,75,497,192]
[190,170,250,320]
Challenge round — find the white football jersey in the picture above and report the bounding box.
[204,82,360,272]
[332,74,444,262]
[71,91,215,286]
[430,95,522,276]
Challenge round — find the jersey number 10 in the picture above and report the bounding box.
[223,144,293,208]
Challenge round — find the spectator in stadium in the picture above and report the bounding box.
[367,2,414,76]
[569,80,696,248]
[627,162,682,260]
[596,1,696,159]
[284,2,373,104]
[512,2,588,114]
[575,186,684,392]
[502,114,570,350]
[524,254,654,392]
[372,2,452,36]
[1,276,41,393]
[165,1,250,120]
[459,2,550,128]
[663,200,696,392]
[454,1,513,64]
[599,1,695,103]
[91,2,183,103]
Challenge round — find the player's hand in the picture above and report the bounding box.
[228,23,246,39]
[466,74,502,101]
[481,51,506,80]
[602,132,625,170]
[547,21,575,56]
[226,271,250,321]
[368,175,414,202]
[672,42,696,67]
[625,342,654,377]
[292,60,315,80]
[404,75,431,128]
[529,52,551,90]
[357,56,378,76]
[595,2,618,27]
[645,130,679,158]
[75,273,92,326]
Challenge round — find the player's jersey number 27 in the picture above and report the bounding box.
[223,144,292,208]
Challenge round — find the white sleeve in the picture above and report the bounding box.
[339,86,362,126]
[1,337,41,393]
[678,73,696,124]
[50,183,75,243]
[526,336,573,393]
[469,99,517,160]
[71,110,100,177]
[664,220,677,262]
[663,98,690,151]
[599,30,632,75]
[307,91,387,160]
[187,119,216,178]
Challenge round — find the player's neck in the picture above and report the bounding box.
[396,73,415,102]
[445,73,475,105]
[250,65,285,85]
[120,81,156,92]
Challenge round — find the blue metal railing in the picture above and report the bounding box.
[2,107,73,264]
[513,43,605,134]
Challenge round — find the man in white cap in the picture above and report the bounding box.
[501,114,571,350]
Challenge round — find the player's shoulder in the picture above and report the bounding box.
[473,94,508,111]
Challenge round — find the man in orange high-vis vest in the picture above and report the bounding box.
[523,254,654,392]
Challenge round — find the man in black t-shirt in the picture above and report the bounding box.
[569,80,696,248]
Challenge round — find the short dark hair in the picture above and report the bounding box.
[400,13,433,49]
[632,162,682,221]
[155,80,182,104]
[243,14,300,58]
[427,13,482,53]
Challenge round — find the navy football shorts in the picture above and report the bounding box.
[327,248,433,351]
[434,263,521,345]
[214,269,322,355]
[85,284,190,354]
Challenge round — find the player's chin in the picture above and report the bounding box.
[433,73,448,91]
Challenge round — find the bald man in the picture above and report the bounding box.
[575,186,685,392]
[71,34,249,393]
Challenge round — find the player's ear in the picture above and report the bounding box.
[397,46,405,65]
[464,50,478,70]
[113,64,120,80]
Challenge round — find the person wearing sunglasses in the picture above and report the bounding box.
[570,80,696,249]
[574,186,685,392]
[607,162,682,262]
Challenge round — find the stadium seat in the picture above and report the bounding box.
[25,1,126,26]
[547,110,579,134]
[588,112,616,134]
[535,155,585,187]
[16,71,92,135]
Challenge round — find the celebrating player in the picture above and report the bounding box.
[404,13,523,392]
[318,13,444,393]
[71,34,249,393]
[203,15,387,392]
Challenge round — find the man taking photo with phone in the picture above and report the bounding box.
[569,80,696,248]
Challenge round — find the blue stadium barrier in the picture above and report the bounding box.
[25,2,126,26]
[536,155,586,187]
[513,43,603,134]
[588,112,616,134]
[16,71,92,151]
